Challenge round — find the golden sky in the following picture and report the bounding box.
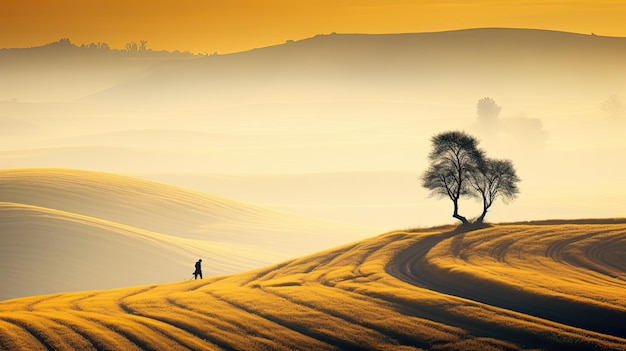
[2,0,626,53]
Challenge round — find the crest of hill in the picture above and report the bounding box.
[0,168,372,300]
[1,222,625,350]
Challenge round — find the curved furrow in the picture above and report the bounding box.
[202,290,347,350]
[545,229,604,265]
[387,226,626,342]
[386,230,457,288]
[0,313,89,351]
[344,233,412,278]
[205,288,396,350]
[68,293,99,311]
[90,315,191,351]
[168,293,328,351]
[131,296,237,351]
[513,226,626,294]
[567,229,626,280]
[127,319,203,351]
[260,283,459,350]
[248,243,362,287]
[593,240,626,278]
[439,225,625,295]
[116,285,159,315]
[116,285,217,351]
[0,319,50,351]
[0,318,48,351]
[21,293,65,312]
[48,311,151,351]
[236,260,297,287]
[20,286,186,351]
[489,237,516,263]
[338,279,626,351]
[256,286,419,348]
[90,288,198,351]
[46,314,120,351]
[314,232,413,287]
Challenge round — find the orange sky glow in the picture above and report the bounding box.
[2,0,626,54]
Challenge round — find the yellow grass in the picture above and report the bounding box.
[1,222,626,350]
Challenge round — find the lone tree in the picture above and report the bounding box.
[468,158,520,223]
[421,131,483,224]
[422,131,520,224]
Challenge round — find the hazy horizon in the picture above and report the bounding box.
[2,28,625,231]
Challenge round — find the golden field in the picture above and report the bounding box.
[1,221,625,350]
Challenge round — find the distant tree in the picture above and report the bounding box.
[601,95,624,118]
[125,41,139,52]
[477,97,501,123]
[47,38,74,49]
[80,42,110,51]
[421,131,484,224]
[468,158,520,223]
[125,40,148,53]
[58,38,72,46]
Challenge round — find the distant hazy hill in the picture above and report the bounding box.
[0,169,371,300]
[0,38,196,102]
[1,222,625,350]
[3,28,625,105]
[77,28,626,108]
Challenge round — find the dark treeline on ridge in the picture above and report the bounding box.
[0,37,201,57]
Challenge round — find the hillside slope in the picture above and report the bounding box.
[1,222,625,350]
[0,169,372,300]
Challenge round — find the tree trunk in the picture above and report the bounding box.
[452,200,469,224]
[476,197,490,224]
[476,210,487,223]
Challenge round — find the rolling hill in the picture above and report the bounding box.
[0,221,625,350]
[0,168,372,301]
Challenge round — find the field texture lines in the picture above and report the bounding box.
[1,222,625,350]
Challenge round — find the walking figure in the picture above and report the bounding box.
[193,259,203,280]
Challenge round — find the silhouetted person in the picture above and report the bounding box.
[193,259,203,280]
